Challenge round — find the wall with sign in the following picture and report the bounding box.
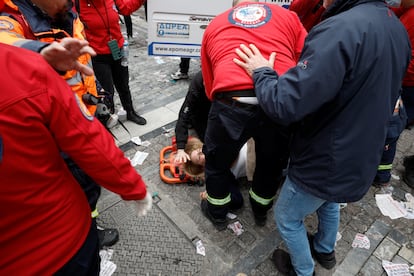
[147,0,292,57]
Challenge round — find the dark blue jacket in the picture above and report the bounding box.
[253,0,411,202]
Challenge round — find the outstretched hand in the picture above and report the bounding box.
[233,44,276,77]
[40,37,96,76]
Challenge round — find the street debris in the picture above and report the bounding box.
[192,238,205,256]
[100,249,116,276]
[227,221,244,236]
[153,56,165,64]
[226,212,237,220]
[391,174,400,180]
[351,233,370,249]
[131,136,142,146]
[336,232,342,245]
[375,193,414,219]
[382,260,411,276]
[162,126,174,134]
[130,151,149,166]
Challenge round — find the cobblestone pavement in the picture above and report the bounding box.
[96,7,414,276]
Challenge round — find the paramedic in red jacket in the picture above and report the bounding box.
[0,0,122,247]
[200,0,307,230]
[0,43,152,275]
[76,0,147,125]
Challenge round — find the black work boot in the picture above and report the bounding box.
[200,200,227,231]
[249,196,269,227]
[126,110,147,125]
[403,155,414,168]
[403,155,414,188]
[272,249,316,276]
[117,86,146,125]
[308,233,336,269]
[97,226,119,249]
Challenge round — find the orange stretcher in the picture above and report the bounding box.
[159,137,204,185]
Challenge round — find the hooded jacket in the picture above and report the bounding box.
[253,0,411,202]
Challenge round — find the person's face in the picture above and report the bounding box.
[190,148,205,166]
[323,0,335,8]
[31,0,71,19]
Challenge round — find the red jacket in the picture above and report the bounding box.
[201,2,307,100]
[289,0,325,32]
[0,0,98,115]
[77,0,145,53]
[0,44,147,275]
[393,6,414,86]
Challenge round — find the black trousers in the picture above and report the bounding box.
[204,98,290,218]
[62,154,101,211]
[179,58,190,74]
[92,54,135,112]
[54,219,100,276]
[123,15,133,37]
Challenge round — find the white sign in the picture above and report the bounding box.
[147,0,292,57]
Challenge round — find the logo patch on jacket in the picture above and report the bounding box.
[228,3,272,28]
[298,60,308,70]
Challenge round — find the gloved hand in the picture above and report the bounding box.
[174,149,190,164]
[125,192,153,216]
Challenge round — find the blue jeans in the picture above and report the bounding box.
[274,177,340,276]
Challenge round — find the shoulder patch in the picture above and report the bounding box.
[228,3,272,28]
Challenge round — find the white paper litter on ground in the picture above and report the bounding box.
[336,232,342,244]
[351,233,370,249]
[382,260,411,276]
[391,174,400,180]
[193,239,205,256]
[99,249,116,276]
[227,221,244,236]
[130,151,149,166]
[131,136,142,145]
[375,194,407,219]
[402,193,414,219]
[226,212,237,219]
[154,56,165,64]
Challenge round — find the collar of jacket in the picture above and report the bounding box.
[321,0,382,20]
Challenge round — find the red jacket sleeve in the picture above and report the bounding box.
[48,67,147,200]
[116,0,145,16]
